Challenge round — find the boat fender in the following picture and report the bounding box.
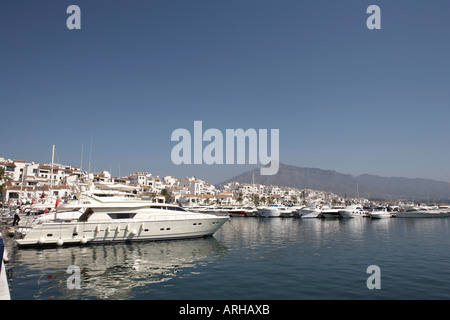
[56,238,64,246]
[106,225,111,233]
[38,236,46,244]
[3,247,9,263]
[80,237,88,244]
[130,229,137,236]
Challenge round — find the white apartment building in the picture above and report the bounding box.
[178,176,215,196]
[128,172,163,193]
[0,157,81,187]
[0,157,80,203]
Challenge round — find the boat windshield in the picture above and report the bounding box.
[151,205,187,212]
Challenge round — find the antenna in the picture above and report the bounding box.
[50,144,55,192]
[80,143,84,173]
[88,135,93,175]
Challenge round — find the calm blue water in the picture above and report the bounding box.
[4,217,450,300]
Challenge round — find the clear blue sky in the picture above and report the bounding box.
[1,0,450,184]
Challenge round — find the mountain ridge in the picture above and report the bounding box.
[217,163,450,202]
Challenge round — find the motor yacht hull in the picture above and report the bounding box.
[395,210,450,218]
[370,213,391,219]
[15,215,228,247]
[339,210,367,218]
[320,209,341,219]
[257,207,280,218]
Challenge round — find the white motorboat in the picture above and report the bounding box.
[294,206,321,219]
[339,205,367,218]
[257,205,282,217]
[395,206,450,218]
[369,207,391,219]
[320,206,344,219]
[15,201,229,247]
[228,206,258,217]
[257,205,297,218]
[279,206,304,217]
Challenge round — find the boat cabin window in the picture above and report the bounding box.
[151,206,186,212]
[107,213,137,219]
[167,206,186,212]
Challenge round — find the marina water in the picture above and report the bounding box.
[4,217,450,300]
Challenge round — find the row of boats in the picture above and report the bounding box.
[2,189,450,248]
[186,203,450,219]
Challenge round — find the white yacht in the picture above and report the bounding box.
[339,205,367,218]
[257,204,287,217]
[257,205,280,217]
[320,206,344,219]
[369,207,391,219]
[395,206,450,218]
[279,205,304,217]
[293,206,321,219]
[15,201,229,247]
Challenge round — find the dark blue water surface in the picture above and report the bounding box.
[4,217,450,300]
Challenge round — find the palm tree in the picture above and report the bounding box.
[236,192,243,204]
[160,188,172,203]
[0,167,11,203]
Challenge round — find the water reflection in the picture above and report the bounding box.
[6,237,228,299]
[7,217,450,300]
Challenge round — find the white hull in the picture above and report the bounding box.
[16,215,228,247]
[258,205,302,218]
[294,208,321,219]
[339,212,366,218]
[15,201,229,247]
[301,212,320,219]
[370,213,391,219]
[339,206,368,218]
[395,210,450,218]
[258,207,280,218]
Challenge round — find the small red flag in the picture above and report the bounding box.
[55,197,61,209]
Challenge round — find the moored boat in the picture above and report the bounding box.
[395,206,450,218]
[228,206,258,217]
[339,205,367,218]
[320,206,344,219]
[257,205,299,218]
[257,205,282,217]
[369,207,391,219]
[14,201,229,247]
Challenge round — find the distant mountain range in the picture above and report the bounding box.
[218,163,450,202]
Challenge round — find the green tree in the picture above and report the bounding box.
[261,196,266,205]
[161,188,172,203]
[0,167,11,203]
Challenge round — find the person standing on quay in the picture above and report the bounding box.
[12,207,21,226]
